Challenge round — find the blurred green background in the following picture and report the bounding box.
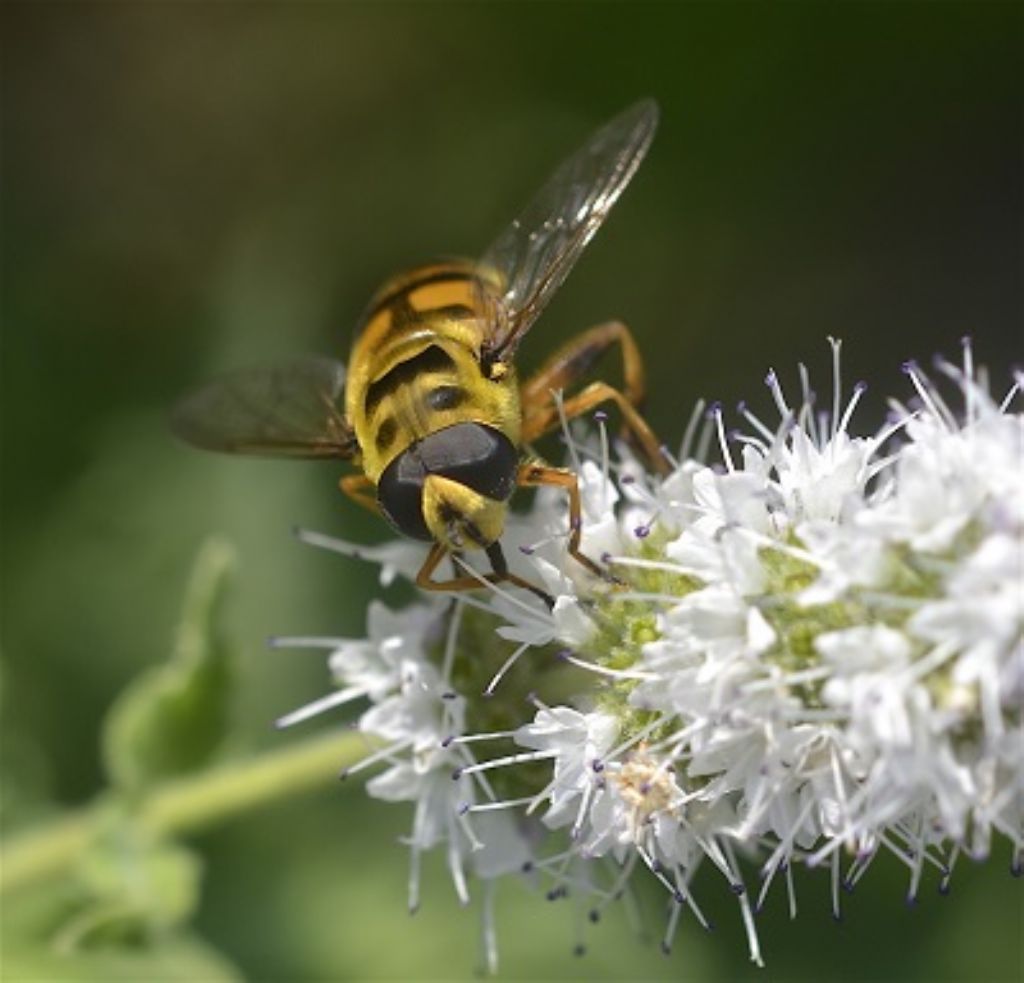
[2,3,1021,980]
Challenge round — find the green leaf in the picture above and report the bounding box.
[102,538,236,794]
[2,839,232,982]
[2,929,243,982]
[62,821,202,945]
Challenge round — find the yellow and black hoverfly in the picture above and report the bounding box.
[173,100,667,606]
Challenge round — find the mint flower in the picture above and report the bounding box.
[280,340,1022,970]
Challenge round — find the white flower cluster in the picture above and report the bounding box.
[279,341,1022,969]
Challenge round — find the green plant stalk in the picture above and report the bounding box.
[0,730,367,896]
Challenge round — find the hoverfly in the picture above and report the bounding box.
[173,100,667,606]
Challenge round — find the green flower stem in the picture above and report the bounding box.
[0,730,368,896]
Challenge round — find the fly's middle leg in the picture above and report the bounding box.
[516,461,623,585]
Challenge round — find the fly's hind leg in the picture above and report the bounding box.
[520,320,646,409]
[519,320,669,474]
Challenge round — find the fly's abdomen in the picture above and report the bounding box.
[355,260,484,352]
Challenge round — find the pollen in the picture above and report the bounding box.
[611,747,678,831]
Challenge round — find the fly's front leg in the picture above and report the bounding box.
[415,541,554,608]
[517,461,619,583]
[416,542,473,593]
[339,473,380,515]
[519,320,669,474]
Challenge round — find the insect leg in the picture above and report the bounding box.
[339,473,380,514]
[520,320,646,409]
[485,541,555,607]
[548,381,668,474]
[415,542,555,609]
[519,321,668,473]
[516,462,618,581]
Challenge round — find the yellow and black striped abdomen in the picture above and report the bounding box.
[345,261,521,484]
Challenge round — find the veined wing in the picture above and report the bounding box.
[477,99,658,361]
[171,355,356,459]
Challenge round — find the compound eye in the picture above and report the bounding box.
[377,450,431,541]
[419,423,519,502]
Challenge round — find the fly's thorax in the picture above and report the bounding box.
[350,333,520,482]
[376,422,519,551]
[346,262,521,483]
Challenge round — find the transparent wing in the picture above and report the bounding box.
[477,99,658,360]
[171,355,356,459]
